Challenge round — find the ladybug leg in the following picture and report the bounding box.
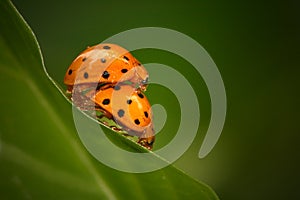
[111,126,123,132]
[95,107,113,119]
[95,107,121,130]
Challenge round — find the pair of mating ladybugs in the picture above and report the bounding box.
[64,44,155,149]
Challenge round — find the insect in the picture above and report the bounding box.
[64,43,154,149]
[92,84,155,149]
[63,43,149,93]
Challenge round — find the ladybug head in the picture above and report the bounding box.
[138,136,155,150]
[137,124,155,150]
[134,62,149,90]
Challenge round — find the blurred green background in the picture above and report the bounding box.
[10,0,300,199]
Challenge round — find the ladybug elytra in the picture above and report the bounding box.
[64,43,149,92]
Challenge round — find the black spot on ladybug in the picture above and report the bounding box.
[101,58,106,63]
[134,119,140,125]
[137,63,141,66]
[82,57,87,62]
[68,69,73,75]
[102,71,110,79]
[118,109,125,118]
[114,85,121,90]
[144,111,148,118]
[103,45,111,49]
[138,93,144,99]
[127,99,132,104]
[102,98,110,105]
[123,56,129,61]
[84,72,89,79]
[121,69,128,73]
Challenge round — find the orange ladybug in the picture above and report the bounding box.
[64,43,155,149]
[64,43,149,92]
[92,84,155,149]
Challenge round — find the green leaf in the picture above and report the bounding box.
[0,1,218,199]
